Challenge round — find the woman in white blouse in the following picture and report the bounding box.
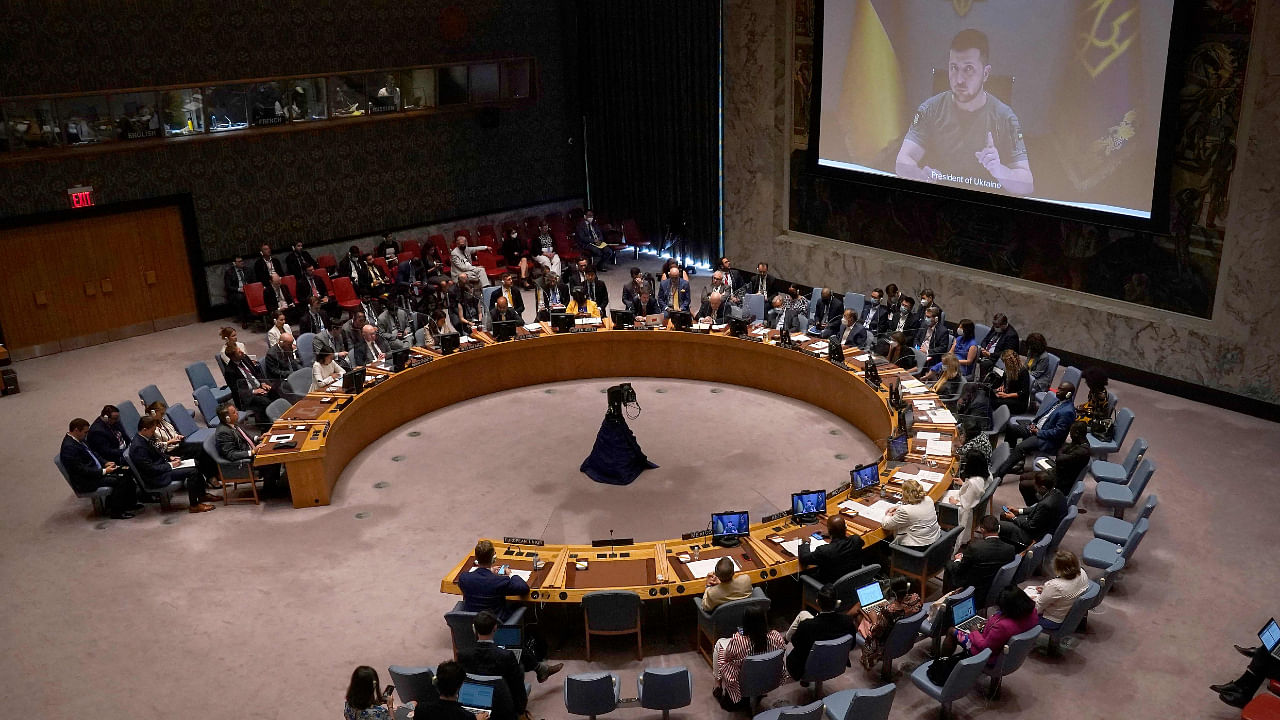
[312,350,345,391]
[882,478,942,549]
[218,326,247,367]
[266,311,292,349]
[1031,551,1091,630]
[944,449,994,544]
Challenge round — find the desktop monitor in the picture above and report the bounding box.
[850,462,880,492]
[668,310,693,331]
[610,309,635,329]
[491,319,519,341]
[550,312,574,332]
[726,317,748,337]
[711,510,750,547]
[791,490,826,524]
[887,433,909,462]
[828,339,845,363]
[341,367,366,394]
[863,356,881,387]
[391,348,411,372]
[438,332,460,355]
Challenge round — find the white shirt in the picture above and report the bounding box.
[1035,570,1091,623]
[882,497,942,548]
[267,324,292,348]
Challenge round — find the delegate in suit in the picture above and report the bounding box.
[994,381,1078,477]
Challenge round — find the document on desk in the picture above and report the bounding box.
[752,327,770,336]
[808,341,829,352]
[575,317,604,326]
[176,458,197,469]
[268,434,295,443]
[902,384,929,395]
[790,333,810,342]
[523,323,543,332]
[916,431,941,440]
[711,324,728,331]
[916,470,946,484]
[459,334,477,344]
[930,408,956,424]
[925,440,953,456]
[839,499,895,524]
[913,399,936,410]
[853,354,870,362]
[469,567,531,582]
[686,556,737,578]
[779,537,825,557]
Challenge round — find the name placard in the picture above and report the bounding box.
[762,509,793,523]
[681,529,712,541]
[502,536,544,547]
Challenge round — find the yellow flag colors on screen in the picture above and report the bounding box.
[838,0,906,161]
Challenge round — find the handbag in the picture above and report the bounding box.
[927,651,969,685]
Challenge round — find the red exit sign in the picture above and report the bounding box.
[67,186,95,209]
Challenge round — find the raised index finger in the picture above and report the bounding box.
[986,131,995,148]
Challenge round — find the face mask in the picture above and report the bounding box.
[919,298,931,307]
[928,317,938,326]
[901,305,911,313]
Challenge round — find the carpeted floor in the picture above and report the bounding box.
[2,259,1278,719]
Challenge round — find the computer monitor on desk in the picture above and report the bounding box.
[791,490,826,524]
[711,510,750,547]
[341,367,366,394]
[391,348,410,372]
[668,310,693,331]
[550,312,574,333]
[438,332,460,355]
[850,462,880,494]
[610,309,635,329]
[491,319,519,341]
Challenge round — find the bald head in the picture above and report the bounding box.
[827,515,847,539]
[709,291,723,308]
[361,324,377,341]
[278,333,295,350]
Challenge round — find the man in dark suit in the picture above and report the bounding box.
[574,209,615,268]
[1020,421,1090,503]
[87,405,130,463]
[253,243,286,286]
[786,585,858,678]
[299,296,328,336]
[808,288,844,334]
[213,403,283,495]
[913,307,950,369]
[630,287,660,317]
[223,346,277,423]
[293,263,329,306]
[564,258,591,289]
[910,288,941,328]
[264,333,303,384]
[263,273,298,320]
[886,296,918,338]
[821,308,867,348]
[130,415,215,513]
[858,288,890,337]
[694,291,732,324]
[978,312,1020,361]
[223,255,252,328]
[1000,473,1068,549]
[488,273,526,320]
[338,246,374,296]
[717,256,744,294]
[621,268,653,308]
[656,267,691,316]
[944,515,1018,606]
[284,240,317,279]
[61,417,140,518]
[745,262,775,296]
[352,324,391,366]
[376,305,415,351]
[533,273,570,321]
[995,381,1078,477]
[457,540,529,617]
[461,612,564,716]
[766,295,807,334]
[582,267,609,311]
[487,296,522,331]
[799,516,866,585]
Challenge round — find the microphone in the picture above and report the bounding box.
[609,529,616,558]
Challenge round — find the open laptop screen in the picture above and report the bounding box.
[458,682,494,710]
[1260,618,1280,655]
[952,596,977,625]
[856,582,884,607]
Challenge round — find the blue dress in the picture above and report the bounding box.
[953,336,978,377]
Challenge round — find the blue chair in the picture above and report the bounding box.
[1088,407,1135,458]
[265,398,292,422]
[1093,494,1158,544]
[214,353,229,378]
[166,403,214,449]
[1013,534,1052,584]
[910,647,991,720]
[821,682,895,720]
[295,332,316,367]
[1043,505,1078,565]
[193,386,222,427]
[116,400,142,442]
[138,384,167,410]
[695,587,769,664]
[53,455,111,516]
[203,432,259,505]
[1059,366,1081,393]
[1089,437,1148,484]
[387,665,437,705]
[1038,353,1060,393]
[1066,480,1086,507]
[119,450,183,511]
[282,367,313,404]
[481,286,500,322]
[744,293,766,323]
[984,556,1021,609]
[444,602,527,659]
[1089,557,1126,611]
[637,666,691,720]
[185,361,232,405]
[1007,391,1050,437]
[809,287,823,309]
[1095,458,1155,518]
[985,405,1011,443]
[802,563,880,613]
[1042,581,1099,655]
[887,526,963,597]
[755,699,825,720]
[564,672,620,719]
[921,586,975,659]
[583,590,642,660]
[799,634,854,698]
[843,292,865,315]
[870,608,926,682]
[738,648,785,714]
[982,625,1041,698]
[1082,518,1149,570]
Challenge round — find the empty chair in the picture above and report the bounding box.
[387,665,437,705]
[910,647,992,720]
[982,625,1041,698]
[1093,494,1158,544]
[53,455,111,516]
[863,608,926,682]
[295,332,315,367]
[1039,353,1061,392]
[1095,458,1155,518]
[244,282,269,325]
[582,590,642,660]
[265,398,291,423]
[798,634,854,698]
[1066,480,1086,507]
[744,293,766,323]
[1089,437,1148,484]
[193,386,222,427]
[481,286,501,322]
[888,526,963,596]
[820,682,896,720]
[843,292,865,315]
[185,361,232,405]
[1059,365,1081,392]
[922,586,975,658]
[116,401,142,442]
[985,404,1011,442]
[282,367,313,403]
[1014,534,1052,584]
[1088,407,1135,458]
[637,666,691,720]
[1089,557,1126,611]
[984,556,1021,609]
[695,588,770,664]
[165,403,213,449]
[987,443,1011,486]
[1043,505,1078,563]
[754,699,826,720]
[203,432,259,505]
[802,563,880,613]
[1082,518,1149,570]
[973,322,991,344]
[1041,581,1099,654]
[331,276,362,311]
[564,672,620,719]
[738,648,786,715]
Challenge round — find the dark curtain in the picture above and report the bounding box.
[576,0,722,264]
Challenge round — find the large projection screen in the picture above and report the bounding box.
[814,0,1177,220]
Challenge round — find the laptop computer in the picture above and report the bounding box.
[1259,617,1280,660]
[494,625,522,649]
[952,595,986,633]
[457,681,495,715]
[856,581,888,615]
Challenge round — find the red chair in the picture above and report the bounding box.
[621,218,650,257]
[1242,693,1280,720]
[476,249,507,278]
[316,254,338,276]
[372,256,393,280]
[243,282,269,326]
[331,277,362,311]
[429,234,452,273]
[311,268,334,296]
[500,220,519,237]
[279,275,298,302]
[397,251,415,267]
[567,207,586,227]
[554,233,581,263]
[477,224,496,240]
[453,228,472,243]
[401,240,421,258]
[546,212,567,234]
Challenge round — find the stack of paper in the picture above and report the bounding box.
[839,499,896,524]
[925,440,953,456]
[808,341,829,352]
[522,323,543,332]
[853,354,871,362]
[917,470,945,483]
[913,400,936,410]
[780,537,826,557]
[902,384,929,395]
[790,333,810,342]
[930,408,956,424]
[686,557,736,578]
[459,335,477,344]
[711,323,728,331]
[916,431,941,440]
[752,327,770,336]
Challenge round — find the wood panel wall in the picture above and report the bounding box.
[0,206,197,358]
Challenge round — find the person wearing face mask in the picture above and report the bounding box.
[888,295,918,338]
[993,381,1077,478]
[499,226,534,289]
[574,209,615,269]
[910,288,941,328]
[857,288,890,339]
[883,283,901,309]
[978,312,1020,360]
[913,306,951,371]
[808,288,844,333]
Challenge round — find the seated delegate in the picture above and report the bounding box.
[456,539,529,619]
[944,514,1017,607]
[459,610,562,717]
[785,584,858,679]
[1000,472,1068,550]
[1030,550,1090,631]
[343,665,396,720]
[994,381,1077,478]
[701,556,754,612]
[881,478,942,550]
[713,606,788,711]
[798,515,866,585]
[60,417,140,519]
[415,660,488,719]
[857,576,922,671]
[952,585,1039,664]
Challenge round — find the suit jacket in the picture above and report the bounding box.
[488,285,526,317]
[979,325,1020,358]
[223,265,250,297]
[914,321,950,363]
[575,219,606,249]
[253,255,286,285]
[224,356,268,409]
[127,434,175,488]
[621,281,645,309]
[457,567,530,614]
[787,611,858,678]
[582,278,609,310]
[630,296,659,316]
[657,277,691,313]
[285,249,317,278]
[799,535,866,585]
[60,434,110,492]
[352,335,391,367]
[766,306,807,334]
[886,307,919,338]
[458,641,527,714]
[338,257,374,295]
[263,283,295,314]
[376,308,415,344]
[858,304,889,335]
[293,270,325,302]
[264,344,303,382]
[214,422,255,462]
[87,417,128,463]
[948,535,1018,606]
[1052,439,1090,492]
[746,272,775,296]
[1032,397,1077,451]
[820,319,867,347]
[487,306,523,330]
[300,308,329,336]
[1014,488,1068,541]
[701,574,754,611]
[535,282,570,312]
[810,295,845,330]
[694,299,731,324]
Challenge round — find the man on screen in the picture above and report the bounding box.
[895,29,1034,196]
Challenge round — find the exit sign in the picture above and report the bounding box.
[67,186,95,209]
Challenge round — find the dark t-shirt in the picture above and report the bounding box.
[414,698,478,719]
[904,91,1027,191]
